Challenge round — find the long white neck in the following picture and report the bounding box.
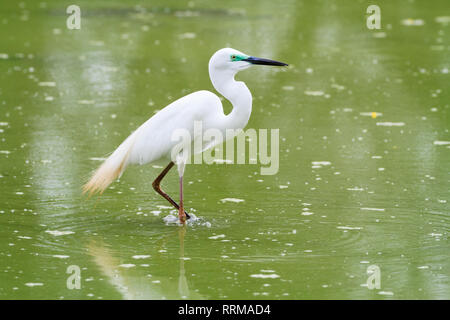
[209,67,252,130]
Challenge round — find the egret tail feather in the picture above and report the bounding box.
[83,133,136,197]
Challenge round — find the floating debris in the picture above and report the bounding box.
[376,122,405,127]
[378,291,394,296]
[361,207,385,212]
[45,230,75,236]
[212,159,233,164]
[433,141,450,145]
[178,32,196,39]
[401,18,424,26]
[38,81,56,87]
[250,274,280,279]
[119,264,136,268]
[337,226,363,230]
[360,112,382,118]
[25,283,44,287]
[220,198,244,203]
[347,187,364,191]
[208,234,225,240]
[78,100,95,105]
[52,255,70,259]
[304,90,324,96]
[132,255,151,259]
[373,32,387,38]
[331,84,345,90]
[312,161,331,168]
[435,16,450,25]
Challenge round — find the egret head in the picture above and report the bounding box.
[209,48,288,75]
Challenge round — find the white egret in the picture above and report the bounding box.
[83,48,288,224]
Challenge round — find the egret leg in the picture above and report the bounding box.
[152,161,190,220]
[178,175,186,224]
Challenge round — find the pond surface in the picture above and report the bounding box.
[0,0,448,299]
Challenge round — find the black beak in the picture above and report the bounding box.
[243,56,288,66]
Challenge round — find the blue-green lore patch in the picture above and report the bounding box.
[230,53,249,62]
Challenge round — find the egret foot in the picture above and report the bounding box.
[179,207,187,224]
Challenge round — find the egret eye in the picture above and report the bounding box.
[231,55,236,60]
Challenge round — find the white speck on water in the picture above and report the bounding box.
[361,207,385,212]
[337,226,363,230]
[45,230,75,236]
[178,32,196,39]
[331,83,345,90]
[429,233,442,238]
[373,32,386,38]
[360,112,383,117]
[347,187,364,191]
[279,185,288,189]
[132,255,151,259]
[25,283,44,287]
[376,122,405,127]
[0,53,9,59]
[378,291,394,296]
[0,150,11,154]
[250,274,280,279]
[212,159,233,164]
[209,234,226,240]
[17,235,31,239]
[0,122,9,126]
[304,90,324,96]
[158,205,174,209]
[52,255,70,259]
[371,155,382,159]
[301,212,314,216]
[45,96,54,101]
[38,81,56,87]
[220,198,244,203]
[312,161,331,167]
[282,86,295,91]
[180,257,191,261]
[435,16,450,24]
[119,264,136,268]
[433,141,450,145]
[89,157,107,161]
[78,100,95,105]
[401,18,424,26]
[16,192,24,195]
[417,266,429,269]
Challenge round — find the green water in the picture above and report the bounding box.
[0,0,449,300]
